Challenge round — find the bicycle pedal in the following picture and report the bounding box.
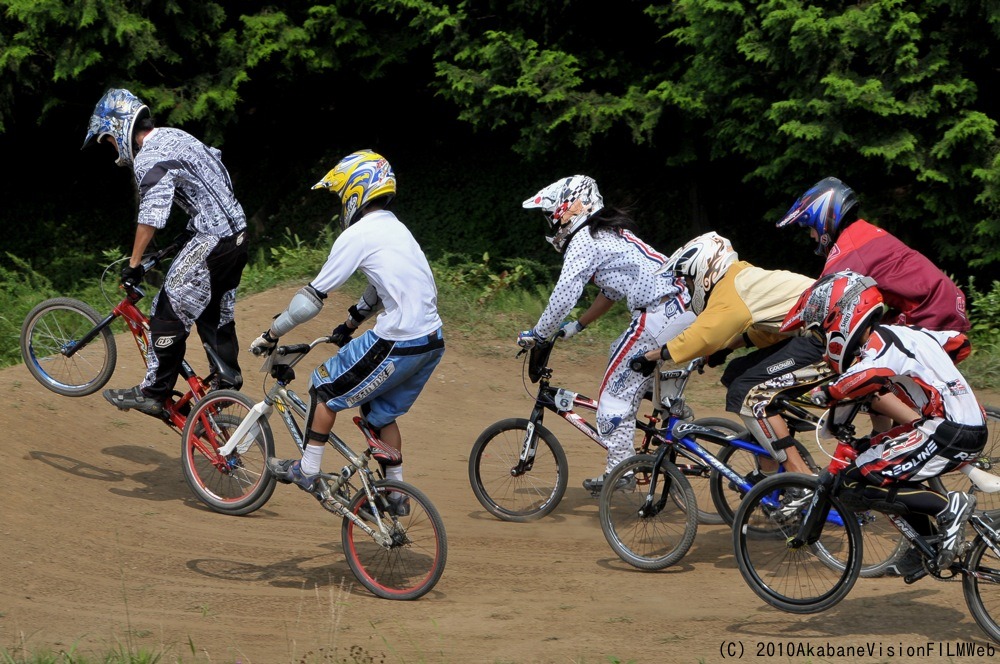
[903,568,929,585]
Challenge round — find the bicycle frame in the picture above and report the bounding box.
[215,338,402,544]
[512,347,701,473]
[516,343,818,491]
[55,242,209,430]
[113,289,206,429]
[789,399,999,567]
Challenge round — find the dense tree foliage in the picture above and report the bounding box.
[1,0,999,287]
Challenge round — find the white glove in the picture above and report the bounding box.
[559,320,586,340]
[808,385,830,407]
[517,329,543,349]
[249,330,279,356]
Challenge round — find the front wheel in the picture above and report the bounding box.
[963,534,1000,644]
[180,389,276,515]
[599,454,698,570]
[732,473,862,614]
[469,418,568,522]
[20,297,117,397]
[343,479,448,600]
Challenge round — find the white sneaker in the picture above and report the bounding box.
[936,491,976,569]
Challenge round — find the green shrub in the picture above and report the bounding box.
[967,278,1000,346]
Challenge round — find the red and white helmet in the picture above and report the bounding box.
[781,271,886,373]
[523,175,604,252]
[658,232,738,314]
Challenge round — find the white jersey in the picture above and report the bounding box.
[310,210,441,341]
[832,325,984,426]
[534,227,686,338]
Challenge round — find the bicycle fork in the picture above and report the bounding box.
[513,408,546,476]
[789,470,837,548]
[638,444,677,518]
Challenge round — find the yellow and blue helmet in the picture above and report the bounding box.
[82,88,149,168]
[312,150,397,230]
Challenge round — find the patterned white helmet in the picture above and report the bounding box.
[82,88,149,168]
[658,232,738,314]
[523,175,604,252]
[312,150,397,230]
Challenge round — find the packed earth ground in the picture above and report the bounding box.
[2,285,999,663]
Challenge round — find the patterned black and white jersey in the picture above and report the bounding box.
[133,127,246,237]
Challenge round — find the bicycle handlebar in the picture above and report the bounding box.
[139,240,183,272]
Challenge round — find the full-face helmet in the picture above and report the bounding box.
[780,271,886,373]
[312,150,397,230]
[658,232,738,314]
[82,88,150,168]
[522,175,604,252]
[776,177,858,256]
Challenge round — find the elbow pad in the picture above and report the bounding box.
[351,284,382,323]
[271,285,326,337]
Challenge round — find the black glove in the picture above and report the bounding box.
[629,354,658,376]
[706,348,733,368]
[121,263,145,288]
[330,322,355,347]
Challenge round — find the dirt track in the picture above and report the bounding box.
[2,285,998,663]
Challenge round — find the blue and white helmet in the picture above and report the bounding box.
[776,177,858,256]
[523,175,604,252]
[82,88,149,168]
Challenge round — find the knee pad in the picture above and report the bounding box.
[738,414,787,463]
[596,413,624,437]
[773,435,797,450]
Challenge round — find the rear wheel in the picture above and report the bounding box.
[962,534,1000,644]
[180,389,276,515]
[20,298,117,397]
[599,454,699,570]
[929,406,1000,519]
[343,479,447,600]
[469,418,568,521]
[708,440,817,526]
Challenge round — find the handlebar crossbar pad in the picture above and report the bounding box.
[278,343,311,356]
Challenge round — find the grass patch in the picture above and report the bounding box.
[4,231,999,392]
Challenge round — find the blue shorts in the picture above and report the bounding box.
[310,328,445,428]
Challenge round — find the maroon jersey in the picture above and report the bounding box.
[822,220,969,331]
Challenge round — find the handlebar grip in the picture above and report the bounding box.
[141,242,183,270]
[630,357,651,373]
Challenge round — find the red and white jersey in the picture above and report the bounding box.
[827,325,984,426]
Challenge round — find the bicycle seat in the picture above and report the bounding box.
[203,343,243,389]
